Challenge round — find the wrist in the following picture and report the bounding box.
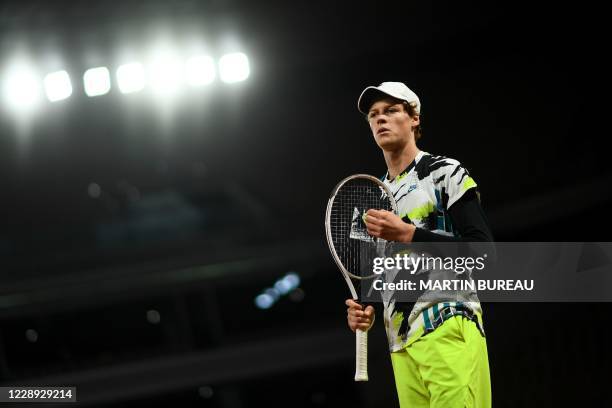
[401,224,416,243]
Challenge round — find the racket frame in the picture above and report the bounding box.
[324,174,398,382]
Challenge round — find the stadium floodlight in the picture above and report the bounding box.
[83,66,111,97]
[117,62,146,94]
[185,56,215,86]
[148,55,183,95]
[43,70,72,102]
[218,52,250,83]
[2,66,42,112]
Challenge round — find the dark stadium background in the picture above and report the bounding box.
[1,0,609,406]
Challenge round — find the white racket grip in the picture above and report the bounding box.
[354,328,369,381]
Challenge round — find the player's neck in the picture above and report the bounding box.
[384,143,420,180]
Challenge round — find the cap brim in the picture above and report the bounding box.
[357,87,389,114]
[357,86,411,114]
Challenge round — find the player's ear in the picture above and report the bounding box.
[411,114,420,126]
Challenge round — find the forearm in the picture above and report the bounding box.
[412,190,494,243]
[406,190,496,259]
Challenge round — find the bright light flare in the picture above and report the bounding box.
[219,52,250,83]
[44,70,73,102]
[83,66,111,97]
[148,55,183,95]
[185,56,215,86]
[117,62,146,94]
[2,66,42,112]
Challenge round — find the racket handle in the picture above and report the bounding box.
[355,328,369,381]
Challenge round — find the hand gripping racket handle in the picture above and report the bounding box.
[355,328,369,381]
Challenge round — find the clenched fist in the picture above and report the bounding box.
[364,209,415,242]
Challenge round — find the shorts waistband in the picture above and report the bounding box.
[423,304,485,337]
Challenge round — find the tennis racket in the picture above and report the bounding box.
[325,174,398,381]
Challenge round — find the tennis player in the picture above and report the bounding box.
[346,82,493,407]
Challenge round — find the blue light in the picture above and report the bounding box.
[255,272,302,309]
[283,273,301,290]
[255,293,274,309]
[264,287,281,301]
[274,279,292,295]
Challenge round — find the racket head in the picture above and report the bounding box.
[325,174,398,284]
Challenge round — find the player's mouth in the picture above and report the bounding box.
[377,128,390,135]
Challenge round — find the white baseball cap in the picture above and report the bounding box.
[357,82,421,115]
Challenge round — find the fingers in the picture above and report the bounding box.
[365,209,389,224]
[366,209,387,217]
[366,225,382,238]
[347,310,369,320]
[347,316,373,332]
[349,306,373,320]
[365,210,389,237]
[347,314,373,332]
[346,301,375,332]
[345,299,363,309]
[365,210,408,241]
[345,300,371,317]
[366,209,396,219]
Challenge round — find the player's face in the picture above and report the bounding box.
[367,98,419,152]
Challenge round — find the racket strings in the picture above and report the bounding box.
[329,179,393,279]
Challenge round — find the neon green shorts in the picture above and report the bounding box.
[390,315,491,408]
